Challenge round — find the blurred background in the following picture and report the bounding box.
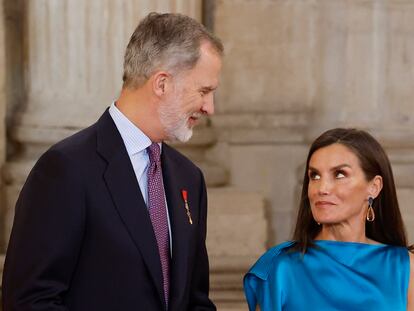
[1,1,414,310]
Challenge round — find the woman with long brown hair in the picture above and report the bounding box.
[244,128,414,310]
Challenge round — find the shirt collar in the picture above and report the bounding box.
[109,102,159,156]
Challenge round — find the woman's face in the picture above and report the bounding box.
[307,143,375,225]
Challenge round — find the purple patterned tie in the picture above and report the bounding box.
[147,143,170,308]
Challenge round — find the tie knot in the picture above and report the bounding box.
[148,142,161,164]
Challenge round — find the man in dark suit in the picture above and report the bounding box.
[2,12,223,311]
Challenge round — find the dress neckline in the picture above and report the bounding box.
[313,239,387,247]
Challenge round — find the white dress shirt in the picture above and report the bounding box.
[109,103,172,253]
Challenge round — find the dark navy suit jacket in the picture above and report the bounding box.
[2,110,215,311]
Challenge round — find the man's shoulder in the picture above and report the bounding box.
[49,122,98,157]
[48,109,115,156]
[28,124,98,176]
[39,109,114,168]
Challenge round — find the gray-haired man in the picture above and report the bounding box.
[3,12,223,311]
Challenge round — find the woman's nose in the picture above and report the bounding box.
[318,178,332,195]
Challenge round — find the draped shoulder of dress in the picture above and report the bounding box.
[244,240,410,311]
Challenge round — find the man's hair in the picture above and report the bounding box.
[122,12,223,89]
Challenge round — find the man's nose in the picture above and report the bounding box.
[201,93,215,115]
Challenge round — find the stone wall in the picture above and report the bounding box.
[0,0,7,216]
[3,0,204,247]
[0,0,5,165]
[0,0,6,305]
[2,1,414,310]
[213,0,414,244]
[0,1,263,310]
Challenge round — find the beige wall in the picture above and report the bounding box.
[0,0,6,166]
[3,0,414,250]
[0,0,7,247]
[1,0,7,304]
[1,1,414,309]
[214,0,414,244]
[0,2,256,309]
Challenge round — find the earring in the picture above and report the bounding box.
[366,197,375,222]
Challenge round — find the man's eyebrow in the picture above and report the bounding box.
[199,86,217,92]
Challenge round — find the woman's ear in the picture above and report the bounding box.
[369,175,383,199]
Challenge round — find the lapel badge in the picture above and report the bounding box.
[181,189,193,225]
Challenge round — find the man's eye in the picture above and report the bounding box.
[200,89,213,96]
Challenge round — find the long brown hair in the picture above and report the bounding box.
[292,128,412,253]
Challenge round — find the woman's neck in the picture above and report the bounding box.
[315,223,369,243]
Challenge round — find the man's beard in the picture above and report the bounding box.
[158,99,194,142]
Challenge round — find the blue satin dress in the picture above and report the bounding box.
[244,240,410,311]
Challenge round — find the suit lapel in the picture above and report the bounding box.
[162,145,193,310]
[96,110,165,307]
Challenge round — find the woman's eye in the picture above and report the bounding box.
[336,171,346,179]
[309,172,321,180]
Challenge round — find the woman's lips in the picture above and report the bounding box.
[315,201,336,207]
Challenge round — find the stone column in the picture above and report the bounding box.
[17,0,199,131]
[214,0,414,246]
[4,0,203,247]
[0,0,5,166]
[0,0,7,304]
[3,2,261,311]
[308,0,414,242]
[214,0,313,245]
[0,0,6,194]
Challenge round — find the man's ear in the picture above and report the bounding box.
[369,175,383,199]
[152,71,170,97]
